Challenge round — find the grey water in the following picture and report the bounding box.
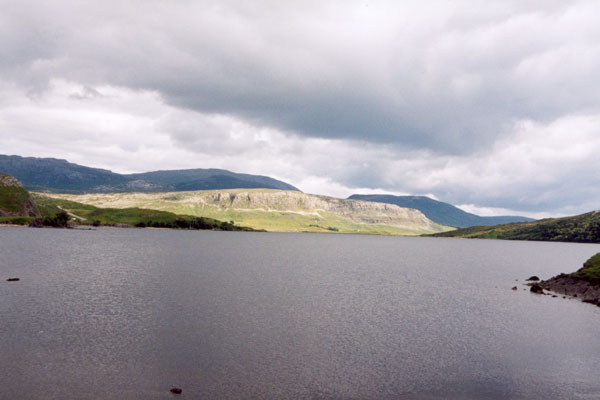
[1,228,600,400]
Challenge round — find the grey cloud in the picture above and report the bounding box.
[69,86,105,100]
[1,81,600,215]
[3,1,600,154]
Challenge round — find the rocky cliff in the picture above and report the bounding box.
[189,190,443,230]
[41,189,453,235]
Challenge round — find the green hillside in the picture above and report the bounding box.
[0,173,39,218]
[32,195,255,231]
[0,178,29,212]
[430,210,600,243]
[576,253,600,284]
[41,189,454,235]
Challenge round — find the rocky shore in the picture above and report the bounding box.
[539,274,600,306]
[535,252,600,307]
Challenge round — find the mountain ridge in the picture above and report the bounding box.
[0,155,299,193]
[348,194,534,228]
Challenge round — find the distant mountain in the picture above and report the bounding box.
[0,155,300,193]
[431,210,600,244]
[348,194,534,228]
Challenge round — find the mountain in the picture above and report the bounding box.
[0,155,299,193]
[0,174,40,217]
[41,189,454,235]
[348,194,534,228]
[430,210,600,243]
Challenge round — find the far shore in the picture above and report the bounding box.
[0,223,27,228]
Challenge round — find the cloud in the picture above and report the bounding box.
[4,1,600,152]
[456,204,559,220]
[1,1,599,216]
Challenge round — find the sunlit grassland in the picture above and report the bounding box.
[32,195,255,231]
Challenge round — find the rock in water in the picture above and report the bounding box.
[512,286,518,290]
[6,278,20,282]
[170,387,183,394]
[530,284,544,294]
[526,276,540,282]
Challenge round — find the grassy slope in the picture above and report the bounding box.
[430,210,600,243]
[0,180,30,213]
[0,216,34,225]
[575,253,600,284]
[32,195,255,231]
[40,189,453,235]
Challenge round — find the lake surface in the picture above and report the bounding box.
[1,228,600,399]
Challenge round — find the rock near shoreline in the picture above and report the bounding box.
[540,274,600,306]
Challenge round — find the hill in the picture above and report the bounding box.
[348,194,534,228]
[430,210,600,243]
[32,195,256,231]
[0,174,40,218]
[0,154,299,193]
[0,173,256,231]
[41,189,454,235]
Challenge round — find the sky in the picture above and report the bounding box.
[1,0,599,218]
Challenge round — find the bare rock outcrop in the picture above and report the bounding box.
[540,274,600,305]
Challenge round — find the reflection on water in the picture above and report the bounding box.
[1,228,600,399]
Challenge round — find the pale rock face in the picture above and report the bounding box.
[50,189,445,232]
[209,190,438,229]
[42,188,452,233]
[0,174,23,188]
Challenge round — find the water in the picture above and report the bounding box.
[1,227,600,400]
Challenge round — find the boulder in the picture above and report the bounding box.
[530,284,544,294]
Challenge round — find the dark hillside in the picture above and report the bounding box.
[0,155,299,193]
[431,210,600,243]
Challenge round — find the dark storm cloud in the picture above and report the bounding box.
[3,0,599,153]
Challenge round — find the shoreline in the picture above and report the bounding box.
[0,223,28,228]
[540,275,600,306]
